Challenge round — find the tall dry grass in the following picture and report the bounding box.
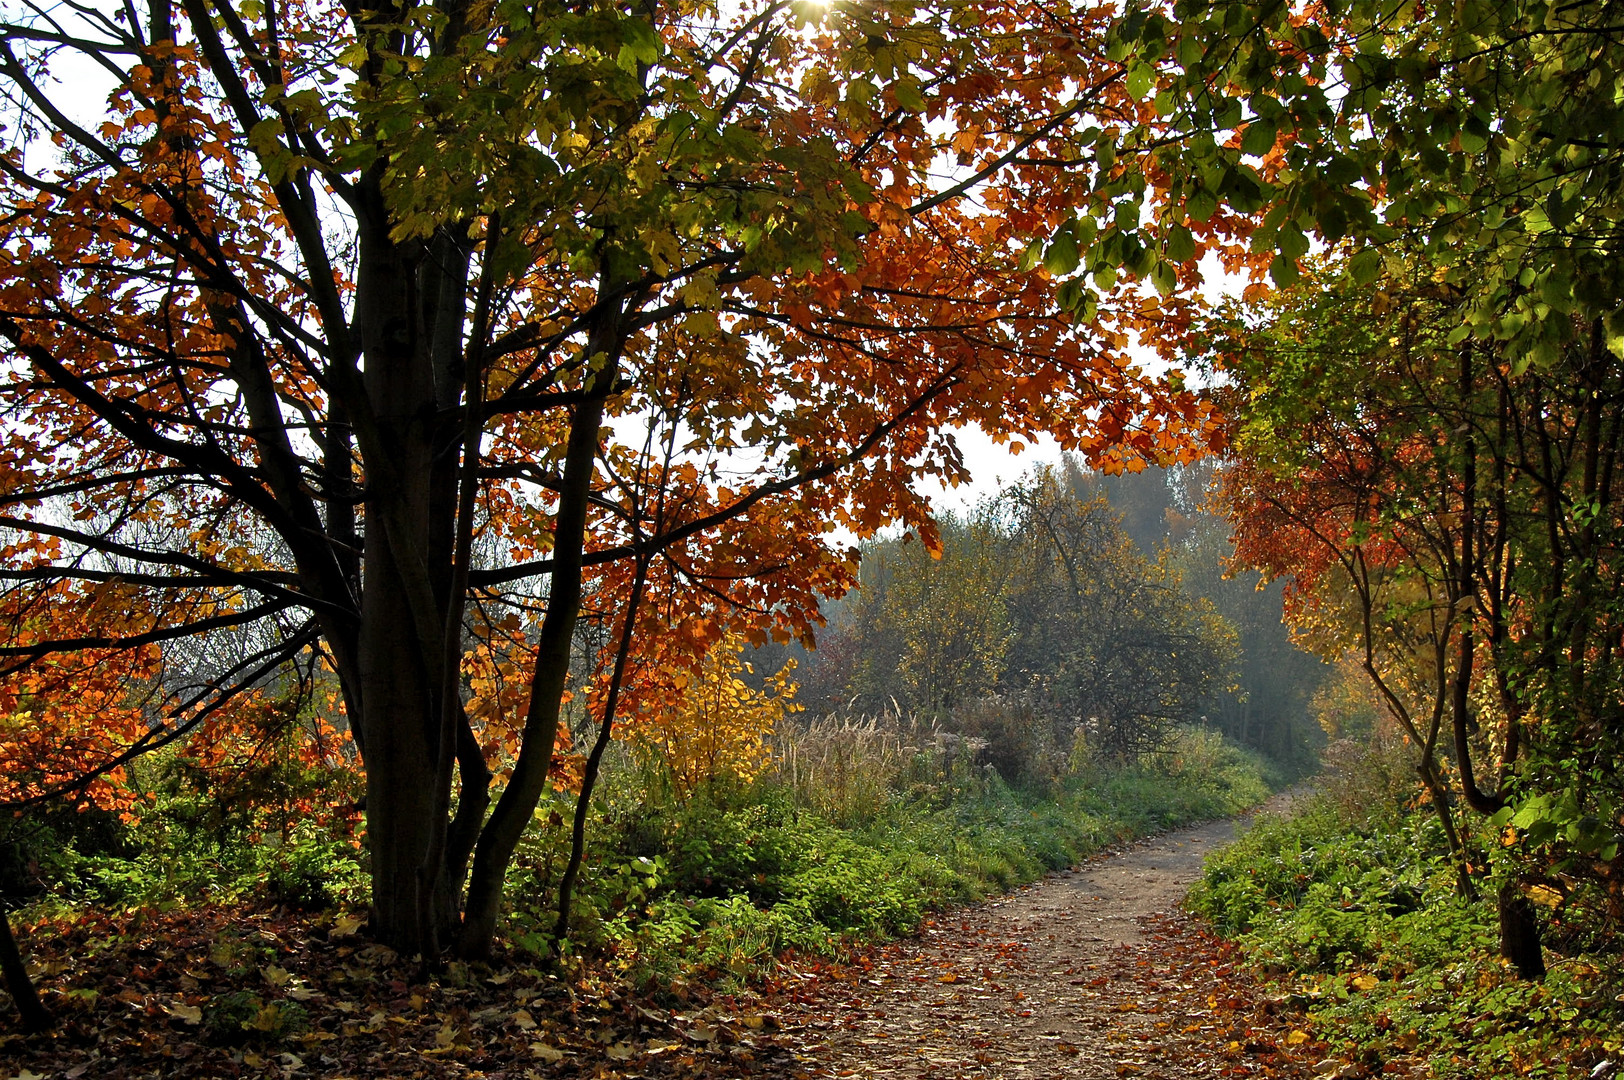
[769,711,989,827]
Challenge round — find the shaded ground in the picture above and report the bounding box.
[0,798,1340,1079]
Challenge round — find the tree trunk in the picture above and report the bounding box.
[352,190,454,955]
[458,303,626,959]
[0,906,52,1033]
[556,557,647,943]
[1497,880,1546,980]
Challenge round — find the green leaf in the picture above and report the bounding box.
[1150,259,1178,296]
[892,77,926,114]
[1277,222,1310,260]
[1125,62,1156,102]
[1017,238,1044,273]
[1241,117,1278,157]
[1056,278,1083,311]
[1044,227,1081,276]
[621,17,660,65]
[1269,253,1300,286]
[1164,223,1196,264]
[1186,188,1219,223]
[1347,246,1382,285]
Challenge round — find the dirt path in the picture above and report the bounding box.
[768,797,1322,1080]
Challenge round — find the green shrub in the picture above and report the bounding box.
[253,821,367,910]
[202,990,309,1045]
[1190,751,1624,1079]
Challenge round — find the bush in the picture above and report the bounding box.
[254,821,367,910]
[202,990,310,1046]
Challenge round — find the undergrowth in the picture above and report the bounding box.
[506,723,1271,989]
[1188,783,1624,1078]
[9,724,1271,997]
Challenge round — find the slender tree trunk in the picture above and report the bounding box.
[0,905,51,1033]
[556,557,648,944]
[458,302,627,959]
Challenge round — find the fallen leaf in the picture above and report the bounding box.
[512,1008,537,1031]
[329,914,363,939]
[167,1002,203,1025]
[531,1042,566,1062]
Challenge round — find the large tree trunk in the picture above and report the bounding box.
[357,553,442,951]
[352,190,455,955]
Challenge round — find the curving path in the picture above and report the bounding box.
[768,797,1320,1080]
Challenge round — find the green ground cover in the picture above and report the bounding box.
[11,725,1271,991]
[1188,756,1624,1079]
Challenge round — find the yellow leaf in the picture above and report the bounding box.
[1351,973,1379,991]
[512,1008,537,1031]
[530,1042,565,1062]
[1286,1029,1310,1046]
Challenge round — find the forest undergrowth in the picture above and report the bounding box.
[1188,738,1624,1080]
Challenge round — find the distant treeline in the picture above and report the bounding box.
[754,456,1326,780]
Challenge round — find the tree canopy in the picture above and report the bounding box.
[0,0,1235,958]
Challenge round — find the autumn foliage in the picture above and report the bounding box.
[0,0,1249,959]
[629,634,800,799]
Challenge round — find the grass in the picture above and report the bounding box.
[10,721,1274,998]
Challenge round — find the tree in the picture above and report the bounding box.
[630,632,799,799]
[1085,0,1624,978]
[839,510,1018,716]
[812,466,1237,763]
[1001,465,1237,758]
[1067,458,1327,769]
[1111,0,1624,332]
[0,0,1231,956]
[1211,253,1624,978]
[1211,266,1485,897]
